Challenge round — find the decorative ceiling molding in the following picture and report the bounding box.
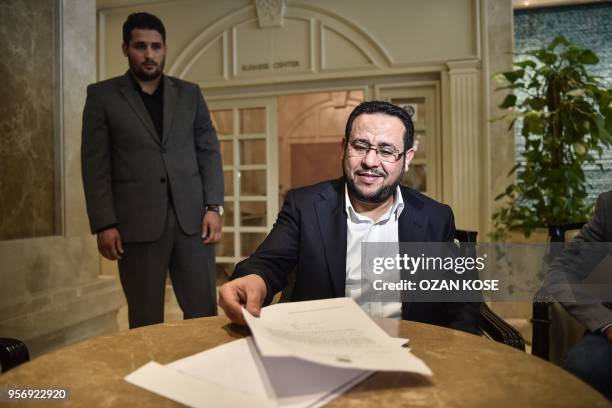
[255,0,286,28]
[167,3,392,81]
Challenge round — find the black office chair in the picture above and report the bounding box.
[0,338,30,373]
[531,223,586,362]
[455,230,526,351]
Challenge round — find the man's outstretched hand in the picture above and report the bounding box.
[218,274,267,325]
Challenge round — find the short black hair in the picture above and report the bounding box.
[344,100,414,151]
[122,12,166,45]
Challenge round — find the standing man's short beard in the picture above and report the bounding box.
[130,58,165,82]
[343,157,405,204]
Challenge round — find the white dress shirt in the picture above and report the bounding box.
[344,184,404,318]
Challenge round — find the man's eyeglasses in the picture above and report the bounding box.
[346,140,405,163]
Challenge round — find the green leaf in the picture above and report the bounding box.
[494,192,507,201]
[595,118,612,145]
[493,73,508,84]
[514,60,537,69]
[502,71,523,83]
[604,108,612,133]
[500,94,517,109]
[561,47,581,62]
[579,50,599,65]
[547,35,571,51]
[566,89,586,98]
[524,112,544,134]
[535,50,557,65]
[489,36,609,236]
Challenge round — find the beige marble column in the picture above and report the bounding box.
[481,0,515,235]
[443,60,482,232]
[0,0,124,357]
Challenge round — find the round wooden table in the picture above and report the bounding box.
[0,316,608,407]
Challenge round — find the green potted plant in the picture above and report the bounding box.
[492,35,612,240]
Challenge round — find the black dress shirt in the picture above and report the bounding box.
[131,74,164,139]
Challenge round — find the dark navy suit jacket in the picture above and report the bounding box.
[233,178,479,334]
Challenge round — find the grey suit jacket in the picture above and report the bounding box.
[81,73,223,243]
[544,190,612,332]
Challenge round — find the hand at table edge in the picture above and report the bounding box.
[218,274,267,325]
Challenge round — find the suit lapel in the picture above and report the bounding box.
[398,186,428,242]
[118,73,160,144]
[162,76,177,145]
[314,180,347,297]
[398,187,427,319]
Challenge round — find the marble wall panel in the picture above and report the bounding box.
[0,0,58,240]
[0,0,125,357]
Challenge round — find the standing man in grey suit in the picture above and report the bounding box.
[544,190,612,400]
[81,13,224,328]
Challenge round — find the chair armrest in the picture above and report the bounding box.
[531,291,554,360]
[479,304,526,351]
[0,338,30,373]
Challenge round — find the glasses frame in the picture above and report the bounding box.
[345,139,406,163]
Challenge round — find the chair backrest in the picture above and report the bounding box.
[454,229,477,243]
[547,223,586,260]
[454,229,525,350]
[0,338,30,373]
[548,223,586,243]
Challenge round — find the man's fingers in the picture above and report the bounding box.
[218,275,266,325]
[202,212,222,244]
[205,231,221,244]
[219,285,247,325]
[244,286,263,317]
[102,245,116,261]
[116,235,124,254]
[201,221,210,240]
[114,235,123,260]
[203,233,213,244]
[108,242,119,260]
[98,240,114,260]
[97,228,122,261]
[224,304,246,325]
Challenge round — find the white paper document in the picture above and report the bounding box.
[170,337,371,408]
[125,338,370,408]
[125,298,431,407]
[243,297,432,374]
[125,360,276,408]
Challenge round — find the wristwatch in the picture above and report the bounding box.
[205,205,224,216]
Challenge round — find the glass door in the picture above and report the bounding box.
[208,97,278,280]
[376,82,441,200]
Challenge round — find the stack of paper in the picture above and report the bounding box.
[125,298,432,407]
